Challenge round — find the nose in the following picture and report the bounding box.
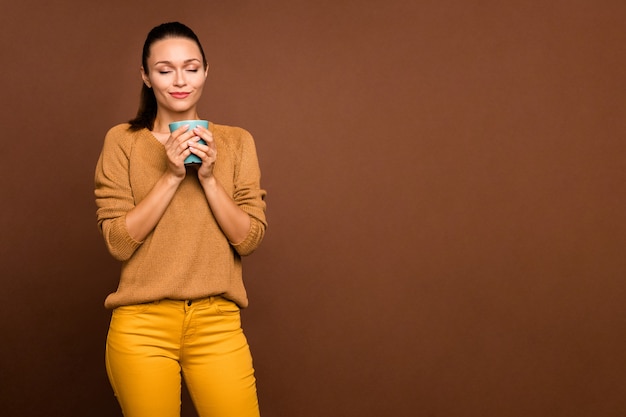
[174,70,186,86]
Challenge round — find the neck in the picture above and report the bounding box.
[153,111,201,133]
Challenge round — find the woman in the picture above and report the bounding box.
[94,22,267,417]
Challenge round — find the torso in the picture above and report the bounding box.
[151,131,170,144]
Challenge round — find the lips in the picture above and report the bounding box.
[170,92,190,99]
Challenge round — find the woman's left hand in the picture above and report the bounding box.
[189,126,217,179]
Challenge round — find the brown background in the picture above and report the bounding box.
[1,0,625,416]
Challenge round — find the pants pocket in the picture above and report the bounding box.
[213,297,241,315]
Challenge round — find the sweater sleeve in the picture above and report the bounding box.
[230,128,268,256]
[94,126,143,261]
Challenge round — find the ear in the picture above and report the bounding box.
[204,63,209,78]
[140,67,152,88]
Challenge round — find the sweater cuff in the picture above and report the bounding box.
[231,217,264,256]
[107,215,143,261]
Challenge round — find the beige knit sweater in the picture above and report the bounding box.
[94,123,267,309]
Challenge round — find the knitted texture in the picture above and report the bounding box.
[95,123,267,309]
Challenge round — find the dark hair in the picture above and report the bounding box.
[128,22,207,131]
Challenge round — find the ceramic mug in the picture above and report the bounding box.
[168,119,209,165]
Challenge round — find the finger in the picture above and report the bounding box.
[169,131,196,156]
[168,124,189,141]
[170,126,202,148]
[188,136,209,150]
[192,126,214,143]
[189,138,217,155]
[189,143,217,162]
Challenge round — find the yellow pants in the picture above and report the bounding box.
[105,297,260,417]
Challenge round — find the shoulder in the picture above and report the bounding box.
[104,123,137,141]
[104,122,131,135]
[212,123,252,139]
[211,123,255,151]
[102,123,142,152]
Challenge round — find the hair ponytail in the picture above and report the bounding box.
[128,84,158,131]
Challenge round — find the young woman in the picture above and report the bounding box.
[94,22,267,417]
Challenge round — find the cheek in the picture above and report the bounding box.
[192,75,207,90]
[149,78,169,93]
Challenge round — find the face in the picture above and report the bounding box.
[142,37,208,121]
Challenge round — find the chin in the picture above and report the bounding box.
[167,105,197,115]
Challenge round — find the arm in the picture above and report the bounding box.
[190,125,267,254]
[199,175,251,245]
[125,125,198,241]
[124,172,183,242]
[95,127,141,261]
[95,125,197,259]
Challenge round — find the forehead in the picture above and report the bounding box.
[148,37,203,64]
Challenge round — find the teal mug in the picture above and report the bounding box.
[168,119,209,165]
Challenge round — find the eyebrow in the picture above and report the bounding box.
[154,58,202,65]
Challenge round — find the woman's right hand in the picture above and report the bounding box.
[163,124,197,178]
